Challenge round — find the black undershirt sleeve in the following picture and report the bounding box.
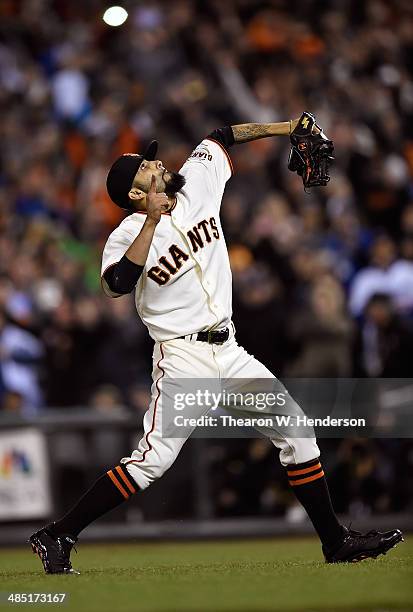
[206,126,235,150]
[103,255,143,295]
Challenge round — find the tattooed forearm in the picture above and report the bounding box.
[231,120,298,144]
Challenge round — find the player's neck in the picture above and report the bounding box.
[167,195,178,212]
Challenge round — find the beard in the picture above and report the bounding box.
[164,171,186,197]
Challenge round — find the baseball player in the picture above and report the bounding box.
[30,114,402,573]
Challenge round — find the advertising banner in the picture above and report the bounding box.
[0,428,52,520]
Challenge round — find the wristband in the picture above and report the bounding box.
[103,255,143,295]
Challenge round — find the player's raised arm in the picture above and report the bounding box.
[204,119,301,151]
[102,175,168,297]
[231,114,333,192]
[230,118,300,143]
[181,120,303,203]
[183,120,302,199]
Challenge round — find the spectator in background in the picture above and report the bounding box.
[287,274,353,377]
[51,56,91,125]
[348,232,413,317]
[98,296,152,405]
[231,245,288,375]
[42,296,78,407]
[355,293,413,377]
[65,296,109,405]
[0,308,44,414]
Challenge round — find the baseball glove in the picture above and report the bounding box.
[288,111,334,190]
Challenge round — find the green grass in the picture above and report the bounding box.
[0,536,412,611]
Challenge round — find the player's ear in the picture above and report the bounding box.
[129,187,145,201]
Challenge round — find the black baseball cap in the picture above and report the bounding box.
[106,140,158,210]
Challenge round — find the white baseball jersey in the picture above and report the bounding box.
[101,138,234,341]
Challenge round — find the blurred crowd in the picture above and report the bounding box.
[1,0,413,514]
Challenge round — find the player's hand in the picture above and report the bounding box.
[146,175,169,224]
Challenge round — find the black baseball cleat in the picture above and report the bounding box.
[29,525,79,574]
[324,526,404,563]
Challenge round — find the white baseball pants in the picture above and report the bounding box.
[122,328,320,490]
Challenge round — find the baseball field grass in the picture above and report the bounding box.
[0,536,412,611]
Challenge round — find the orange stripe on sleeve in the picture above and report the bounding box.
[287,462,322,477]
[107,469,129,499]
[289,470,325,487]
[116,466,136,494]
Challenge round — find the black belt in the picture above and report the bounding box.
[179,327,230,345]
